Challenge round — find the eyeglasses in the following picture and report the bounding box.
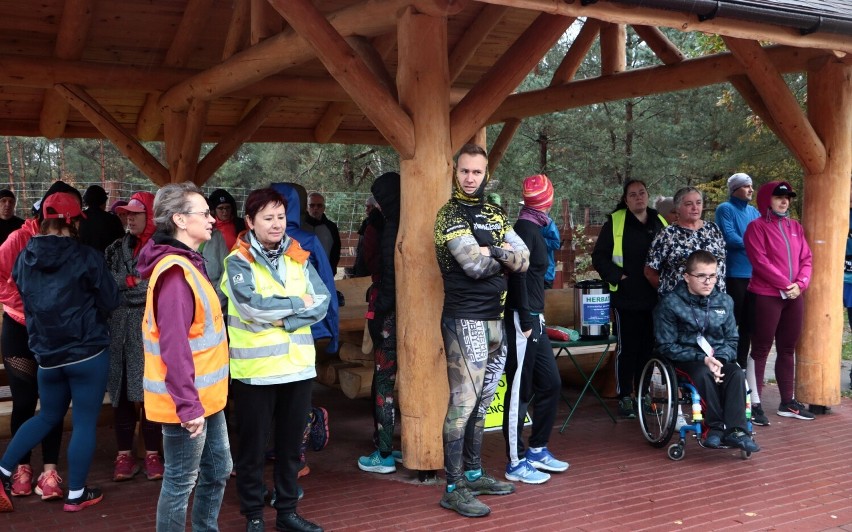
[308,203,325,208]
[182,210,212,217]
[686,272,718,284]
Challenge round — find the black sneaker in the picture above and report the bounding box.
[777,400,815,420]
[0,471,12,512]
[751,404,770,426]
[276,512,323,532]
[723,430,761,453]
[618,397,637,419]
[247,518,265,532]
[63,486,102,512]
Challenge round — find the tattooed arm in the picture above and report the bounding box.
[488,229,530,273]
[446,234,503,280]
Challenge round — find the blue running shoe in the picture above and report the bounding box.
[391,450,403,464]
[357,450,396,474]
[525,448,569,473]
[504,460,550,484]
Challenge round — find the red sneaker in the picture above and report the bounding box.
[112,453,140,481]
[143,454,164,481]
[35,470,63,501]
[10,465,32,497]
[0,472,13,512]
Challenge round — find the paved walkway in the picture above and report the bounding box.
[3,372,852,531]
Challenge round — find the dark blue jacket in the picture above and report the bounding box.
[13,235,119,368]
[270,182,340,353]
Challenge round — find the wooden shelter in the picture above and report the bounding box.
[0,0,849,471]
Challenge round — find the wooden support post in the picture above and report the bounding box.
[600,23,626,75]
[396,7,451,472]
[798,58,852,408]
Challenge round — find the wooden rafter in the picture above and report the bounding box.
[479,0,852,55]
[174,99,210,183]
[158,0,412,113]
[631,25,685,64]
[53,84,169,186]
[491,45,827,123]
[488,118,521,173]
[727,75,789,150]
[137,0,217,141]
[450,13,575,151]
[195,97,284,185]
[600,23,626,75]
[251,0,285,44]
[550,19,600,86]
[269,0,414,158]
[223,0,251,61]
[39,0,96,139]
[448,4,509,83]
[723,36,826,174]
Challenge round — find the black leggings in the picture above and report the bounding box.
[2,314,62,466]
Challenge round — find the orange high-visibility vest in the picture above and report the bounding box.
[142,254,229,423]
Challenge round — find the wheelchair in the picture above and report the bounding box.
[636,357,755,461]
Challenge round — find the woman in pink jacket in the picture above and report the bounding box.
[744,181,813,421]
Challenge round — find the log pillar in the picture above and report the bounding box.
[395,7,451,471]
[798,58,852,408]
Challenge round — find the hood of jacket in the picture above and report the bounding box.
[18,235,81,274]
[371,172,400,223]
[136,231,207,281]
[270,182,307,232]
[756,180,795,221]
[129,191,156,254]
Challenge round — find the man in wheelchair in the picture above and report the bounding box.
[653,250,760,453]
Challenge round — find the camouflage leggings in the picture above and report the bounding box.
[369,311,397,454]
[441,317,507,485]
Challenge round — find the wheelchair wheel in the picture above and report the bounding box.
[667,443,685,461]
[637,358,677,447]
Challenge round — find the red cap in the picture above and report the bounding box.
[116,198,146,214]
[42,192,85,220]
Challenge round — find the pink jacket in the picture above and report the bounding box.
[744,181,812,297]
[0,217,39,324]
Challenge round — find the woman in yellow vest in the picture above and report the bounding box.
[591,179,667,419]
[136,182,231,532]
[221,187,329,532]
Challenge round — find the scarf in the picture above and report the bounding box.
[518,206,550,227]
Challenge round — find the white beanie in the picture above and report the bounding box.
[727,173,752,196]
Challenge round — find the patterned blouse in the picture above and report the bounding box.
[646,222,727,295]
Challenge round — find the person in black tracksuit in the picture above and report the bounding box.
[502,174,568,485]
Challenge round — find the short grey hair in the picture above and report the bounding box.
[673,186,703,208]
[153,182,202,235]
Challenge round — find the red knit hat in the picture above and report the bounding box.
[522,174,554,211]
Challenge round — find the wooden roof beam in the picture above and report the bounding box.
[600,23,626,75]
[196,97,284,185]
[251,0,285,45]
[314,33,398,144]
[550,19,600,86]
[53,84,170,186]
[223,0,251,61]
[451,13,575,152]
[477,0,852,55]
[137,0,217,141]
[723,36,826,175]
[448,4,509,83]
[158,0,412,113]
[631,25,685,64]
[39,0,96,139]
[488,118,521,174]
[270,0,414,158]
[491,45,827,123]
[174,99,210,183]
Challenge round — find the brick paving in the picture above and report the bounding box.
[2,380,852,531]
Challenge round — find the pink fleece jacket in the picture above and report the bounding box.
[744,181,812,297]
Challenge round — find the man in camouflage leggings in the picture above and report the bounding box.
[434,144,530,518]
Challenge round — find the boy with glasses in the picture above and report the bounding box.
[653,250,759,453]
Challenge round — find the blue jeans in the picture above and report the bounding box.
[156,409,232,532]
[0,350,108,490]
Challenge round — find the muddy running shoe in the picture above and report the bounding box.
[63,487,103,512]
[461,470,515,495]
[618,397,637,419]
[113,453,141,481]
[777,400,815,420]
[11,464,32,496]
[35,470,63,500]
[439,486,490,518]
[144,454,164,480]
[309,407,329,451]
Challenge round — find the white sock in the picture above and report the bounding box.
[529,447,544,453]
[747,356,761,404]
[68,487,84,499]
[0,466,10,477]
